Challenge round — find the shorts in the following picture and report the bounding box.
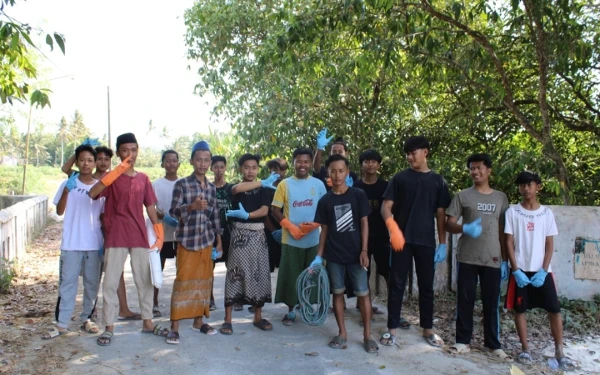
[326,260,369,297]
[505,271,560,314]
[160,241,178,259]
[368,236,391,278]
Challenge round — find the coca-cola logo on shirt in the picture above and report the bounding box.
[293,199,313,207]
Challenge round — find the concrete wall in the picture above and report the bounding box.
[0,196,31,210]
[0,195,48,262]
[450,205,600,301]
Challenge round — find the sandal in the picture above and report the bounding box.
[219,322,233,335]
[282,312,296,326]
[448,343,470,354]
[490,348,513,362]
[142,324,169,337]
[81,320,99,334]
[191,323,217,335]
[517,351,532,363]
[364,339,379,354]
[425,333,444,347]
[253,319,273,331]
[152,306,162,317]
[96,331,113,346]
[399,317,411,330]
[557,357,575,370]
[372,306,385,315]
[380,332,396,346]
[233,304,243,311]
[165,331,180,345]
[118,312,142,320]
[328,335,348,349]
[209,300,216,311]
[41,327,68,340]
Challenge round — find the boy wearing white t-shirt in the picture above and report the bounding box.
[151,150,180,317]
[505,171,573,369]
[43,145,105,339]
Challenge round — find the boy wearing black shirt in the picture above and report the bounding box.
[311,154,378,353]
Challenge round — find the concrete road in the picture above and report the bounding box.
[54,260,510,375]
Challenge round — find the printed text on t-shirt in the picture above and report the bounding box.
[477,203,496,212]
[293,199,313,207]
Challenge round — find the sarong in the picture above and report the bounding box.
[170,244,213,321]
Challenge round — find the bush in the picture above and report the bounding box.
[0,258,16,294]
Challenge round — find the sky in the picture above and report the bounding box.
[4,0,229,149]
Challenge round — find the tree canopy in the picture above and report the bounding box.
[184,0,600,205]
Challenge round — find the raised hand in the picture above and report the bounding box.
[316,128,334,151]
[65,172,79,192]
[81,137,102,147]
[261,172,280,190]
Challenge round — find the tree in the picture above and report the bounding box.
[0,0,65,108]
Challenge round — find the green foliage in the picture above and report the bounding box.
[0,257,16,294]
[558,296,600,334]
[0,165,64,196]
[0,0,65,107]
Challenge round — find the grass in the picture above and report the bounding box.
[0,166,65,198]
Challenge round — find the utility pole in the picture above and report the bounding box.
[107,86,112,149]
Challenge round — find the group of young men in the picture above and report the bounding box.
[44,129,572,369]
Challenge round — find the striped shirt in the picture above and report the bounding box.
[169,174,221,251]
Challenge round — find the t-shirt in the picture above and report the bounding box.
[504,204,558,272]
[314,187,371,265]
[231,186,270,223]
[53,178,104,251]
[97,172,157,248]
[216,183,233,238]
[153,177,178,242]
[354,178,389,240]
[313,165,358,191]
[382,168,451,249]
[446,187,509,268]
[272,176,327,248]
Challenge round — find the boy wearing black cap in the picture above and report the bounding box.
[505,171,573,369]
[89,132,167,346]
[380,136,450,348]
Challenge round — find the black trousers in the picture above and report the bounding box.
[387,244,435,329]
[456,262,501,349]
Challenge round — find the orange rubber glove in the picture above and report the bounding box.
[386,217,406,252]
[300,222,321,234]
[151,223,164,250]
[280,218,305,240]
[100,156,132,187]
[326,178,332,187]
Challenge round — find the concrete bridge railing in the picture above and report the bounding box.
[0,195,48,263]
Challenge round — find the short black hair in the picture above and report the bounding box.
[515,171,542,185]
[332,137,348,151]
[238,153,261,167]
[75,145,97,161]
[292,147,314,161]
[467,153,492,168]
[211,155,227,166]
[325,154,349,168]
[359,149,382,164]
[403,136,430,153]
[161,149,179,163]
[266,159,281,170]
[95,146,113,158]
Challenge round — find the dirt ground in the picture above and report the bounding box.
[1,222,598,374]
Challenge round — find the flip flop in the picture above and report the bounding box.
[425,333,444,347]
[219,322,233,335]
[399,317,411,330]
[165,331,180,345]
[142,324,169,337]
[448,343,470,354]
[253,319,273,331]
[489,348,513,362]
[117,313,142,321]
[364,339,379,354]
[372,306,385,315]
[152,306,162,317]
[380,332,396,346]
[41,327,68,340]
[557,357,575,370]
[282,312,296,326]
[191,323,217,335]
[233,304,243,311]
[517,351,532,363]
[96,331,113,346]
[81,320,99,334]
[328,335,348,349]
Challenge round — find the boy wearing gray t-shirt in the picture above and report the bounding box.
[446,153,511,361]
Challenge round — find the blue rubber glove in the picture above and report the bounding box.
[226,203,250,220]
[261,172,280,190]
[345,175,354,187]
[163,213,179,227]
[65,172,79,192]
[434,244,447,263]
[512,269,531,288]
[463,217,482,238]
[316,128,334,151]
[309,255,323,269]
[98,246,104,257]
[211,247,222,260]
[501,261,509,281]
[530,268,548,288]
[272,229,282,244]
[81,137,101,147]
